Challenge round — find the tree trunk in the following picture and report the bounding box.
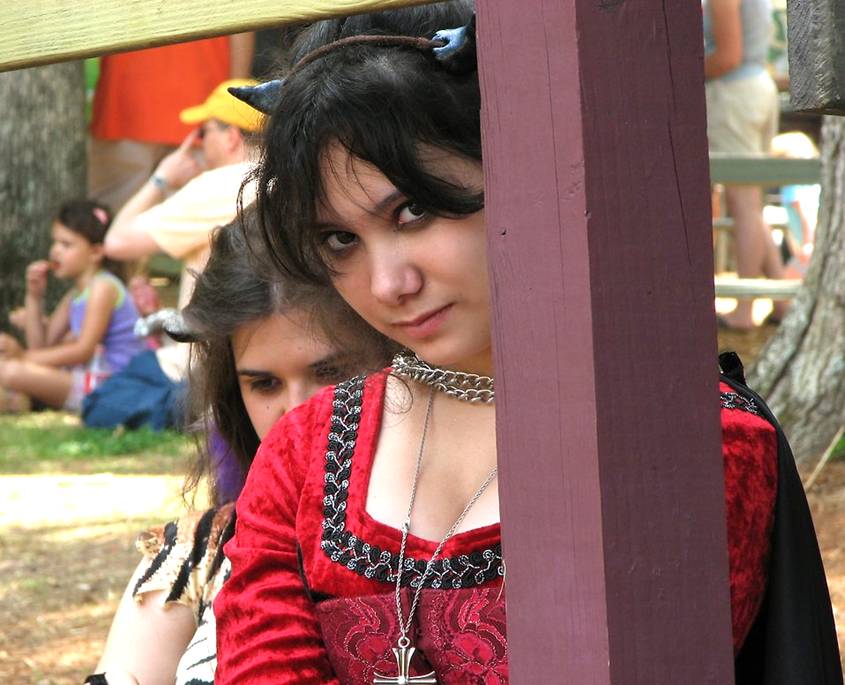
[0,62,86,333]
[749,116,845,469]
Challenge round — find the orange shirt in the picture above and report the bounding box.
[91,38,230,146]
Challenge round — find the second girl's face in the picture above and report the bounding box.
[232,309,345,439]
[315,146,492,374]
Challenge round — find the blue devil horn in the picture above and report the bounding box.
[228,79,284,115]
[431,14,477,73]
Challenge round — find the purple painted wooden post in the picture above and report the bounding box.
[477,1,735,683]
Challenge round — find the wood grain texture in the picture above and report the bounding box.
[0,0,426,72]
[788,0,845,113]
[478,0,735,681]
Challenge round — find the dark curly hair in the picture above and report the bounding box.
[180,213,285,504]
[252,0,480,288]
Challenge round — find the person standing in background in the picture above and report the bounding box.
[89,35,254,212]
[704,0,788,330]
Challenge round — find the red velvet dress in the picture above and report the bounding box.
[214,373,777,684]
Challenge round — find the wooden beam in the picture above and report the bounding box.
[0,0,425,72]
[709,154,821,185]
[788,0,845,114]
[479,0,735,682]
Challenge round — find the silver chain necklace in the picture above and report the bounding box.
[391,351,495,404]
[373,390,498,685]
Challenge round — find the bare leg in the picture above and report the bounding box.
[0,358,73,409]
[721,185,788,328]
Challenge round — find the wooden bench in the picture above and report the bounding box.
[147,254,182,279]
[709,153,821,186]
[714,276,802,299]
[710,154,820,274]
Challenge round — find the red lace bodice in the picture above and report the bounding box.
[214,374,777,684]
[316,587,508,684]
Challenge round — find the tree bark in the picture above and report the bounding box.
[749,116,845,469]
[0,62,86,333]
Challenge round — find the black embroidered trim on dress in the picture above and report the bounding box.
[320,376,503,589]
[720,391,760,415]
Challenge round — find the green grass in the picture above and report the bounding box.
[0,411,192,475]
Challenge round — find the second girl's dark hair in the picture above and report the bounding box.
[254,0,481,285]
[181,212,287,505]
[183,209,393,505]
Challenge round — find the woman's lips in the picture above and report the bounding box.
[394,304,453,340]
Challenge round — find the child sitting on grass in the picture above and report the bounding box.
[0,200,144,412]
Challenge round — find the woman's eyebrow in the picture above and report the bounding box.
[236,369,274,377]
[313,189,406,229]
[310,353,344,370]
[371,189,406,216]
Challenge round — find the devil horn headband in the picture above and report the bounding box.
[227,15,476,115]
[227,79,285,115]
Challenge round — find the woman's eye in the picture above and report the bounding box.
[397,202,428,226]
[323,231,358,253]
[249,377,282,394]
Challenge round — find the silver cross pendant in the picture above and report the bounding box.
[373,638,437,685]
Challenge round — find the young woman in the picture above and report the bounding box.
[86,217,384,685]
[0,200,143,412]
[215,3,838,683]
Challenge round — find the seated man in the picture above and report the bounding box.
[104,78,262,310]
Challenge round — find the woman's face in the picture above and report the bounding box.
[231,309,344,439]
[315,146,492,374]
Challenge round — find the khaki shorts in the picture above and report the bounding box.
[705,70,779,155]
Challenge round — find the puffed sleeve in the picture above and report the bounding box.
[214,388,341,685]
[720,383,778,653]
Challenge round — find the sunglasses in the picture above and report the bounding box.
[196,121,230,140]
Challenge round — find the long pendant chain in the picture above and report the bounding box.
[373,390,498,684]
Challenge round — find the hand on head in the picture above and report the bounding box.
[25,260,50,299]
[153,130,204,190]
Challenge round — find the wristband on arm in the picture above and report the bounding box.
[149,174,169,191]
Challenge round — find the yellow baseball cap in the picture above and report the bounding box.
[180,79,264,132]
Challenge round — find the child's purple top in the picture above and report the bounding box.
[69,272,144,372]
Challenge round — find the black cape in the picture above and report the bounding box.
[720,352,842,684]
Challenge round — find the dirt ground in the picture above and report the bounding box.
[2,322,845,681]
[0,474,186,684]
[808,463,845,655]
